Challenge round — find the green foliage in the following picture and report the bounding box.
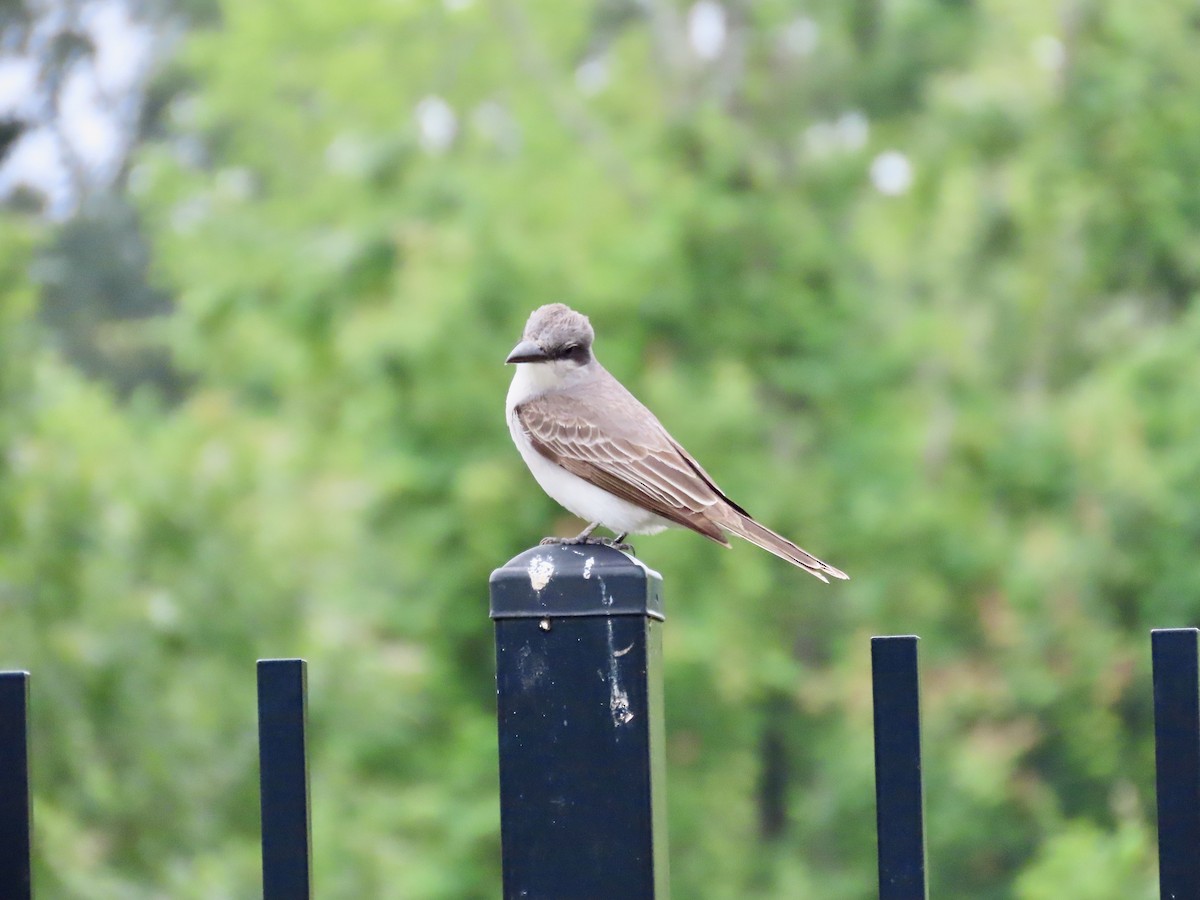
[3,0,1200,895]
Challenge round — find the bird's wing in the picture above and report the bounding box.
[515,371,850,582]
[515,375,734,543]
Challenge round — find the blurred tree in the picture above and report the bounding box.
[3,0,1200,896]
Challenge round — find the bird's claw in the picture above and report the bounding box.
[594,536,636,554]
[538,536,636,554]
[540,535,599,546]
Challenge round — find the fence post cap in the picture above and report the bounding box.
[489,543,663,620]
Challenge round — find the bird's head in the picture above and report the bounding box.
[506,304,595,367]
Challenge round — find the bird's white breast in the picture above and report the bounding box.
[506,363,671,536]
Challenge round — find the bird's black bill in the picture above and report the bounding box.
[506,339,550,364]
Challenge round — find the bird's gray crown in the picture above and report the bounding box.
[522,303,595,353]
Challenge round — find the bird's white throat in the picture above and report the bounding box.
[505,359,593,415]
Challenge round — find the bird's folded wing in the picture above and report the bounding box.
[515,388,732,544]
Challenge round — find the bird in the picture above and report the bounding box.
[505,303,848,582]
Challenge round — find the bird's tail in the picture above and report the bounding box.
[723,513,849,583]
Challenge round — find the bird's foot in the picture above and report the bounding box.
[538,534,636,554]
[541,523,601,546]
[593,536,636,554]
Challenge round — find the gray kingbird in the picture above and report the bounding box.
[505,304,848,582]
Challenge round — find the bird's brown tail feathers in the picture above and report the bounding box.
[724,513,849,583]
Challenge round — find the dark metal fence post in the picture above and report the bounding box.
[871,635,928,900]
[1151,628,1200,900]
[257,658,312,900]
[0,671,32,900]
[490,544,669,900]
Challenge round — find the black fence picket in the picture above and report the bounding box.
[490,543,669,900]
[6,619,1200,900]
[0,671,32,900]
[1151,628,1200,900]
[257,658,312,900]
[871,635,928,900]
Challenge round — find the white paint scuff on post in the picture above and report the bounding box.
[527,555,555,592]
[599,578,612,606]
[606,619,634,726]
[582,557,594,580]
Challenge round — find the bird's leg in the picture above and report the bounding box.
[539,524,635,553]
[540,522,600,546]
[593,532,635,554]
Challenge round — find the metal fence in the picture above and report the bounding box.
[1,544,1198,899]
[0,660,313,900]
